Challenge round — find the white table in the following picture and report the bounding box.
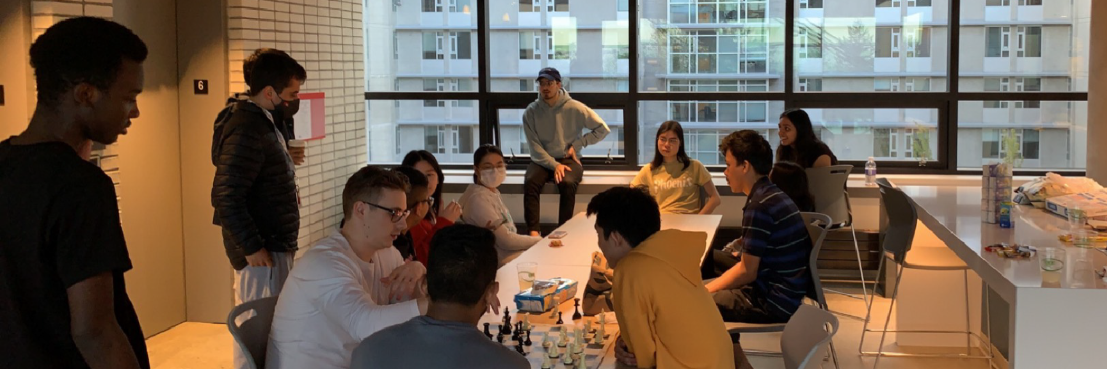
[480,212,724,368]
[901,186,1107,369]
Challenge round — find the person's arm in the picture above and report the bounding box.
[311,259,422,340]
[613,262,658,368]
[811,154,832,168]
[523,110,559,170]
[629,165,650,189]
[706,253,760,293]
[212,123,268,258]
[568,105,610,155]
[68,273,141,369]
[706,208,772,293]
[699,180,722,215]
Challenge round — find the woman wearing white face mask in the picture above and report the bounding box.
[458,144,541,265]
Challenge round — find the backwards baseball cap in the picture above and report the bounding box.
[536,67,561,82]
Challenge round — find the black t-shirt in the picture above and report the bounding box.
[0,139,149,368]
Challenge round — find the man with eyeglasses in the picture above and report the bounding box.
[267,166,430,369]
[523,67,610,236]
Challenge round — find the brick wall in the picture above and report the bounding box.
[227,0,367,249]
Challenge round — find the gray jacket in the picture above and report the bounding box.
[522,89,610,170]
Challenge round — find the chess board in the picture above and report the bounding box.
[493,323,618,369]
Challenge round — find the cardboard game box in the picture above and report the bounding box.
[514,278,578,313]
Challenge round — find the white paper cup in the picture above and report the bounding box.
[288,139,306,148]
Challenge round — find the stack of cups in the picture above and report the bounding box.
[981,163,1013,224]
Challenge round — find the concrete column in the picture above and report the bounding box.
[1088,1,1107,183]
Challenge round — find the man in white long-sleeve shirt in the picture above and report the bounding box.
[266,166,429,369]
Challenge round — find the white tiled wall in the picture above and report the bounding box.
[227,0,367,248]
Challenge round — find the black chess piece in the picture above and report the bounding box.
[516,321,524,334]
[484,322,492,339]
[516,341,525,355]
[497,332,504,344]
[572,298,582,320]
[556,311,563,324]
[502,319,512,336]
[525,330,533,346]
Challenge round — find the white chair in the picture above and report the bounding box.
[783,305,841,369]
[227,296,279,369]
[805,165,871,319]
[725,212,839,369]
[860,178,993,367]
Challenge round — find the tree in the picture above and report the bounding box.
[823,21,874,73]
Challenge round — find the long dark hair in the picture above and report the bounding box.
[776,109,832,167]
[650,120,691,171]
[472,144,504,184]
[402,150,444,220]
[769,161,815,212]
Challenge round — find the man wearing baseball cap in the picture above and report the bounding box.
[522,67,610,236]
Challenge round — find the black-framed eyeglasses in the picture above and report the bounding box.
[362,201,410,222]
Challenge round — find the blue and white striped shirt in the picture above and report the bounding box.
[739,177,812,319]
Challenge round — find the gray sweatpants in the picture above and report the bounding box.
[232,251,294,369]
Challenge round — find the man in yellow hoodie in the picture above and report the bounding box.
[586,187,746,369]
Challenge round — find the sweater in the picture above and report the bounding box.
[456,184,540,263]
[522,89,610,170]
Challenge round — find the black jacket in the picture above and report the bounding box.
[212,99,299,270]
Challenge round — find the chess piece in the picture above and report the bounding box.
[558,329,568,347]
[549,297,560,319]
[516,341,525,355]
[522,314,531,331]
[599,312,606,326]
[517,321,524,334]
[547,342,559,358]
[584,320,593,334]
[576,357,587,369]
[562,346,574,365]
[574,339,584,354]
[572,298,582,320]
[483,322,492,339]
[497,332,504,344]
[556,311,563,325]
[596,325,606,345]
[502,319,512,336]
[525,330,533,346]
[541,357,552,369]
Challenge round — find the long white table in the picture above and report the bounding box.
[480,212,724,369]
[901,186,1107,369]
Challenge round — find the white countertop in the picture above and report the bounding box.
[901,185,1107,301]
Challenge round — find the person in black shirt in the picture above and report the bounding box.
[776,109,839,168]
[391,166,432,262]
[0,17,149,369]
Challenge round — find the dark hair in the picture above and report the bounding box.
[769,162,815,212]
[650,120,691,171]
[719,130,773,175]
[30,17,148,105]
[401,150,444,220]
[586,187,660,248]
[243,48,290,88]
[247,52,307,96]
[777,109,834,167]
[390,166,429,210]
[426,224,498,305]
[472,144,504,184]
[342,165,410,219]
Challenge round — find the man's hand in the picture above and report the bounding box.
[566,146,581,165]
[245,248,273,267]
[554,164,572,184]
[440,200,462,223]
[288,146,306,165]
[382,260,427,302]
[614,336,638,367]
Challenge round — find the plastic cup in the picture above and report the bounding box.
[1073,229,1099,249]
[1039,247,1066,272]
[517,262,537,291]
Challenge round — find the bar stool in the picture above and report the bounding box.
[805,165,871,319]
[860,178,993,367]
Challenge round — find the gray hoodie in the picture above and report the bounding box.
[522,89,611,170]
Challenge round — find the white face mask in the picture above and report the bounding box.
[480,167,507,188]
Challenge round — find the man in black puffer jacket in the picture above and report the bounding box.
[211,51,306,369]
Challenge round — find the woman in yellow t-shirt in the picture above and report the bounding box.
[631,121,722,214]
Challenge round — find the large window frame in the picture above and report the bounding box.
[367,0,1088,175]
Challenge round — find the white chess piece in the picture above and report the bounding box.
[596,325,606,345]
[558,328,569,347]
[549,297,560,319]
[541,357,552,369]
[576,356,587,369]
[547,341,559,358]
[599,313,606,326]
[522,314,531,331]
[584,320,593,334]
[563,345,574,365]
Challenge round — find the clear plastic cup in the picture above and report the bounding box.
[517,262,537,291]
[1040,247,1066,271]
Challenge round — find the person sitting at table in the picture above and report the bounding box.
[401,150,463,266]
[707,130,813,325]
[713,161,816,275]
[390,166,433,262]
[776,109,838,168]
[587,186,741,369]
[457,144,541,265]
[349,224,523,369]
[267,166,429,369]
[632,120,722,215]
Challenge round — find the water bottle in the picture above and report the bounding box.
[865,157,877,186]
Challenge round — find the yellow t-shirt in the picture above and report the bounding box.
[631,159,711,214]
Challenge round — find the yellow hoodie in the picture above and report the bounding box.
[613,229,735,369]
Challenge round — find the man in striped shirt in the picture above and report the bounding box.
[706,130,813,324]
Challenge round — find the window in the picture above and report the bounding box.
[960,100,1083,170]
[908,0,932,6]
[519,31,540,60]
[798,78,822,92]
[423,0,442,12]
[548,0,569,12]
[1016,26,1041,58]
[421,32,470,60]
[519,79,534,92]
[984,77,1010,108]
[875,78,900,92]
[876,0,902,7]
[876,27,902,58]
[669,30,766,74]
[448,0,470,13]
[797,25,822,59]
[1019,0,1043,5]
[986,27,1011,57]
[987,0,1011,5]
[904,28,931,58]
[984,129,1035,160]
[1019,78,1041,108]
[422,32,440,59]
[452,32,472,59]
[905,78,930,92]
[874,129,892,157]
[666,80,769,123]
[519,0,540,12]
[799,0,823,9]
